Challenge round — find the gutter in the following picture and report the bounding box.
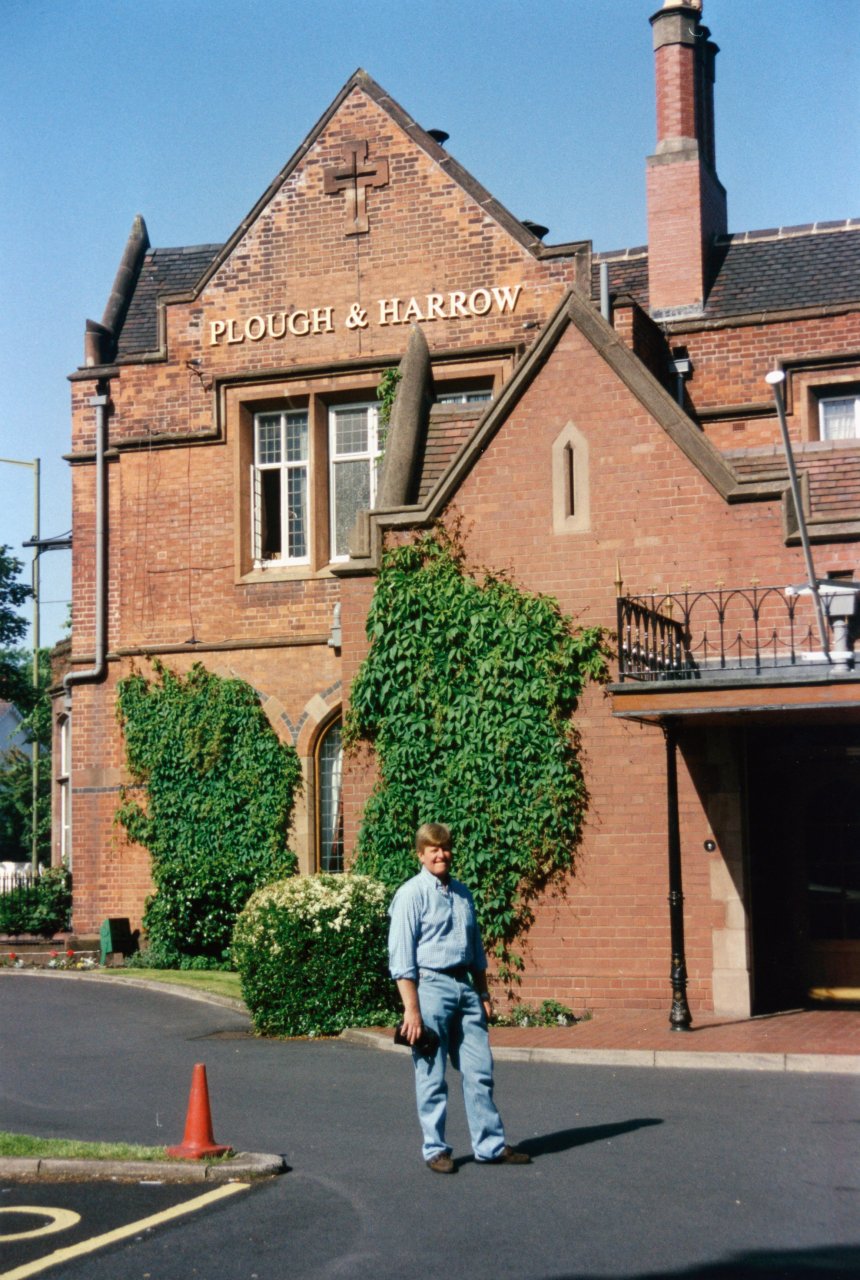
[63,393,109,709]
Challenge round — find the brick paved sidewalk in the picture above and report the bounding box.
[348,1006,860,1072]
[487,1006,860,1057]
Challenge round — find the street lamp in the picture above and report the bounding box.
[0,456,40,870]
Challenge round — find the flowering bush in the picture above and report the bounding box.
[232,874,398,1036]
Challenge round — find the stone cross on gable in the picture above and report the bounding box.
[323,140,389,235]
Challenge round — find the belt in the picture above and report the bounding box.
[425,965,471,982]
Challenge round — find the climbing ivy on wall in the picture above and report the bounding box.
[116,661,301,965]
[376,367,402,430]
[345,525,610,977]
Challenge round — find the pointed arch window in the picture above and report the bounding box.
[316,718,344,872]
[552,420,590,534]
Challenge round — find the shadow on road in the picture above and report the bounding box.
[537,1242,860,1278]
[456,1117,663,1166]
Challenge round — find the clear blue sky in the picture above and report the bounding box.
[2,0,858,648]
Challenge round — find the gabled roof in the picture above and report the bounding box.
[344,285,773,572]
[107,69,559,363]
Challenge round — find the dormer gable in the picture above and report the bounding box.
[91,70,592,372]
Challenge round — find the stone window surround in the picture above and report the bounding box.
[552,420,591,535]
[229,356,512,583]
[775,357,860,444]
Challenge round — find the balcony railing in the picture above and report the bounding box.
[617,583,860,683]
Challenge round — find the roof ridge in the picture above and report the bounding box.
[593,245,648,262]
[593,219,860,263]
[147,243,223,257]
[716,220,860,246]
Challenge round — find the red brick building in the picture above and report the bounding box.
[57,0,860,1019]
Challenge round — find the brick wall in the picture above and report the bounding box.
[61,73,860,1013]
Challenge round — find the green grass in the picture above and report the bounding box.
[98,968,244,1002]
[0,1131,171,1161]
[0,1130,235,1162]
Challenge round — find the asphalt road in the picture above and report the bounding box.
[1,973,858,1279]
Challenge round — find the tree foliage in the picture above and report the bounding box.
[0,648,52,865]
[115,661,302,964]
[345,525,609,975]
[0,546,32,707]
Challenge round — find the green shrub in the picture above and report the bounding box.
[116,662,302,964]
[0,866,71,937]
[233,874,398,1036]
[495,999,579,1027]
[123,947,232,972]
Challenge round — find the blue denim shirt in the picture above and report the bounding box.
[388,866,488,981]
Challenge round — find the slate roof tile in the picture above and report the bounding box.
[116,245,222,357]
[592,225,860,319]
[724,443,860,522]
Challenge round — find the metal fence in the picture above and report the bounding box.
[617,584,852,682]
[0,867,37,897]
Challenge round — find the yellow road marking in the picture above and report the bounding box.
[0,1209,81,1243]
[0,1183,249,1280]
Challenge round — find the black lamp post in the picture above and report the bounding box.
[665,718,693,1030]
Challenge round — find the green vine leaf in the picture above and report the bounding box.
[115,662,301,964]
[345,524,610,982]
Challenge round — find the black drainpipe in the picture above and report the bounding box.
[63,390,109,709]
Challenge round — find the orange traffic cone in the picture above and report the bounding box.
[167,1062,232,1159]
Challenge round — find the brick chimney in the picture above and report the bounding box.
[646,0,727,317]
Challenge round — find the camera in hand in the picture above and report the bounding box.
[394,1024,440,1055]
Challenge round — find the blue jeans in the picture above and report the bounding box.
[412,968,507,1162]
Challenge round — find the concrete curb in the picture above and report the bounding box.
[339,1027,860,1075]
[0,1151,286,1184]
[8,971,858,1074]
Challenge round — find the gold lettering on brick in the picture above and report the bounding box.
[206,284,523,344]
[311,307,335,334]
[288,311,310,336]
[378,297,401,326]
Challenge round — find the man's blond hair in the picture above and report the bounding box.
[415,822,452,852]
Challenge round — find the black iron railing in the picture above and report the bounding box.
[617,584,855,682]
[0,867,36,897]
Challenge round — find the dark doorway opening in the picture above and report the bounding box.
[746,725,860,1014]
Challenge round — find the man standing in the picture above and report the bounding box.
[388,821,531,1173]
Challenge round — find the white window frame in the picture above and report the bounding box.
[328,402,381,562]
[819,394,860,441]
[58,715,71,867]
[316,718,344,873]
[251,410,310,566]
[435,389,493,405]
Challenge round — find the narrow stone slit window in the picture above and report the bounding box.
[564,441,576,517]
[552,421,590,534]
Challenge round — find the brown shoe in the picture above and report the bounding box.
[482,1145,531,1165]
[426,1152,456,1174]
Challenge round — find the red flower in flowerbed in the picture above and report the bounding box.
[66,949,75,959]
[8,952,16,961]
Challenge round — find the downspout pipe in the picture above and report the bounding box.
[599,261,611,323]
[64,393,109,709]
